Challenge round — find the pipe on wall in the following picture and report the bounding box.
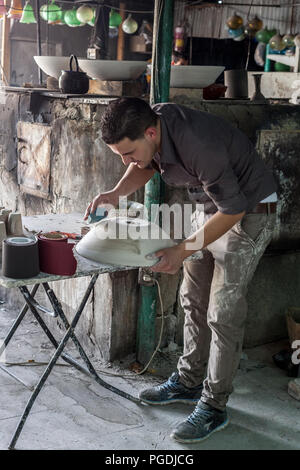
[137,0,174,366]
[35,0,42,85]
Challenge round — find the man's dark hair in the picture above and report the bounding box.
[100,97,158,144]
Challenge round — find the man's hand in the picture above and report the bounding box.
[150,244,187,275]
[149,210,246,274]
[84,190,119,221]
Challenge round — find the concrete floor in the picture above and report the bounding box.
[0,299,300,451]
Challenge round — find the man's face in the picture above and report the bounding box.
[107,127,159,169]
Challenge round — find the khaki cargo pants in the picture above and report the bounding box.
[177,210,276,410]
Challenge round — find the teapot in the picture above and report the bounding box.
[59,54,89,94]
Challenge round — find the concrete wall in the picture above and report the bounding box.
[1,91,300,363]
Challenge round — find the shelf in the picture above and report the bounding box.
[267,54,294,67]
[267,46,300,72]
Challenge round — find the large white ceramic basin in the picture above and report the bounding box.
[170,65,225,88]
[33,56,79,79]
[75,216,175,267]
[78,59,147,81]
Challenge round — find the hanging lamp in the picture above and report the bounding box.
[48,9,65,25]
[109,9,122,28]
[64,8,82,27]
[20,1,36,24]
[40,1,61,22]
[245,15,263,37]
[40,4,47,19]
[282,34,295,48]
[8,0,23,19]
[76,5,93,24]
[269,33,285,51]
[247,15,263,32]
[294,34,300,48]
[226,12,243,30]
[255,28,276,44]
[87,8,96,26]
[122,14,138,34]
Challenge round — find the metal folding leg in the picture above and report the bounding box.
[6,274,140,450]
[0,284,40,390]
[42,282,140,402]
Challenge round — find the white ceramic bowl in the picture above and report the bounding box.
[78,59,147,81]
[33,56,81,80]
[170,65,225,88]
[75,216,175,267]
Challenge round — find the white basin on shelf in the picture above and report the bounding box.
[170,65,225,88]
[33,56,82,80]
[78,59,147,81]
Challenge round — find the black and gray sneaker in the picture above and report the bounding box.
[170,401,229,443]
[139,371,203,405]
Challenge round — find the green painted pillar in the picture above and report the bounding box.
[264,44,272,72]
[137,0,174,366]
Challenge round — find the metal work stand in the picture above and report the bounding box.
[0,273,140,450]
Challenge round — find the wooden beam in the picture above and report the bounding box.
[1,0,11,85]
[117,2,125,61]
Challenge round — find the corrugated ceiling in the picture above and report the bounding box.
[174,0,300,38]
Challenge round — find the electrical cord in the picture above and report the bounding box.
[132,278,165,376]
[245,0,254,70]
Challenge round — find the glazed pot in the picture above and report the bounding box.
[59,54,89,94]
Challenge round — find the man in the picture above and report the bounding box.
[85,97,277,443]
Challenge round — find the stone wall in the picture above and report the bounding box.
[0,92,143,361]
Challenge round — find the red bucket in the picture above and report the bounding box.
[38,232,77,276]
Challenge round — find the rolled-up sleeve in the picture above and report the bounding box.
[192,144,248,215]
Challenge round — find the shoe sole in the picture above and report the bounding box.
[170,418,229,443]
[139,397,200,405]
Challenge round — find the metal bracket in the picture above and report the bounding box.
[22,288,57,317]
[138,267,157,286]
